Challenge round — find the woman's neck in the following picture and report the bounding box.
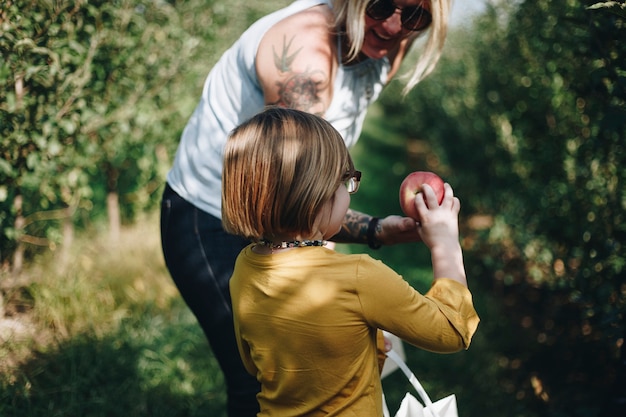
[339,33,369,66]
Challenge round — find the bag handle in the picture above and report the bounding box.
[385,349,441,417]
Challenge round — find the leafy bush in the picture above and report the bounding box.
[0,0,290,268]
[377,0,626,414]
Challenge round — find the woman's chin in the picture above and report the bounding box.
[360,43,392,60]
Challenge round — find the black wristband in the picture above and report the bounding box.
[367,217,382,249]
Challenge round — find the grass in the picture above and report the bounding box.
[0,214,228,417]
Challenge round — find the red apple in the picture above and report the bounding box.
[399,171,445,221]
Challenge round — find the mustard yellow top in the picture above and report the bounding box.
[230,245,480,417]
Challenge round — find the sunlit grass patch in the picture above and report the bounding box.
[0,214,227,417]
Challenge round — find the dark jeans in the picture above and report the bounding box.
[160,184,260,416]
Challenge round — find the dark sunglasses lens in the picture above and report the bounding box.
[366,0,396,20]
[402,7,432,31]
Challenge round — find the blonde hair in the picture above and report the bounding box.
[331,0,451,95]
[222,107,354,241]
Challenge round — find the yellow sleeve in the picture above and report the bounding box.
[425,278,481,349]
[355,256,480,353]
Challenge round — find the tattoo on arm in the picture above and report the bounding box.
[273,35,302,72]
[331,209,371,244]
[270,35,328,115]
[272,72,326,114]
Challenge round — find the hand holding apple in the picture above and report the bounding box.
[413,182,467,286]
[399,171,445,221]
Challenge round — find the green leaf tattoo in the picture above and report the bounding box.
[273,35,303,73]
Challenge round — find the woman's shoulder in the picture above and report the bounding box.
[276,3,334,30]
[255,3,337,112]
[261,4,335,51]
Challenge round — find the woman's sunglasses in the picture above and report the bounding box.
[366,0,432,32]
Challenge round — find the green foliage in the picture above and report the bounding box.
[376,0,625,414]
[1,0,192,262]
[0,217,227,416]
[0,0,290,266]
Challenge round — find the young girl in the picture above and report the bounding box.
[222,107,479,416]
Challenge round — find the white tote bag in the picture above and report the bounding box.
[382,349,459,417]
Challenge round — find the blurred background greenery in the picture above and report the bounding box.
[1,0,625,416]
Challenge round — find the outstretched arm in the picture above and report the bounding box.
[416,183,467,287]
[331,209,422,247]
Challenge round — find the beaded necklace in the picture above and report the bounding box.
[259,239,327,250]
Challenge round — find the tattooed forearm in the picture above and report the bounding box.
[331,209,371,244]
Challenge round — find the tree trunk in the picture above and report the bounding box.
[107,191,120,242]
[11,74,25,275]
[57,212,75,272]
[11,194,24,275]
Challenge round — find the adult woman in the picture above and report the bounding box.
[160,1,452,415]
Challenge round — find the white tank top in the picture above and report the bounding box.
[167,0,390,218]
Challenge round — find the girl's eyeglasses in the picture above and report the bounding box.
[366,0,432,32]
[342,170,362,194]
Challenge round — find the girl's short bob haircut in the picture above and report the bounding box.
[222,106,354,241]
